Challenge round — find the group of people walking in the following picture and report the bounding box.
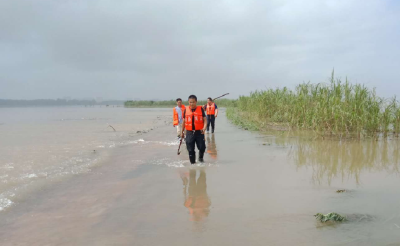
[173,95,218,164]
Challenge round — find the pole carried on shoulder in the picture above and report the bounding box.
[212,93,229,101]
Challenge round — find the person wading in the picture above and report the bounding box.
[173,98,186,139]
[204,97,218,133]
[181,95,207,164]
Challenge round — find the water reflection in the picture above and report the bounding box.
[206,134,218,160]
[181,169,211,221]
[261,131,400,184]
[291,138,400,184]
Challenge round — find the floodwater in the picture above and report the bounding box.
[0,107,171,212]
[1,108,400,245]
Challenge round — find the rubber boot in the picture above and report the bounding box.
[189,153,196,164]
[198,152,204,162]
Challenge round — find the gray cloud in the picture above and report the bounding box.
[1,0,400,100]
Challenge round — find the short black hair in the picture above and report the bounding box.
[176,98,182,102]
[188,95,197,101]
[207,97,213,101]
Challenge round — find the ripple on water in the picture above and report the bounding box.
[149,158,218,168]
[126,138,180,147]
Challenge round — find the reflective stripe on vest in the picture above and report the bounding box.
[185,106,204,131]
[206,103,215,115]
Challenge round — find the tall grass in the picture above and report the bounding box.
[228,72,400,138]
[125,98,236,108]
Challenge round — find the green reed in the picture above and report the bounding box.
[228,72,400,138]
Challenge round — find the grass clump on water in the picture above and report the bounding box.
[227,71,400,138]
[314,212,347,223]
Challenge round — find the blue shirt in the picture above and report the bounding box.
[175,106,183,123]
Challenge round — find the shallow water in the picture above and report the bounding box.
[1,108,400,245]
[0,107,171,211]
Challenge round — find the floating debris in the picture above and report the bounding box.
[336,189,346,193]
[314,212,347,222]
[108,125,116,132]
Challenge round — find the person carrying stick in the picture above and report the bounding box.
[181,95,207,164]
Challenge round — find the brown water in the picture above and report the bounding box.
[1,108,400,245]
[0,107,171,211]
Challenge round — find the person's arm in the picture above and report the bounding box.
[181,119,185,138]
[181,109,186,138]
[215,104,218,117]
[173,108,175,127]
[202,116,207,134]
[201,108,207,134]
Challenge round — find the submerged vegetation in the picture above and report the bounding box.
[227,72,400,138]
[314,212,347,223]
[124,99,236,108]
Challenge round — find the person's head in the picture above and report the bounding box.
[176,98,182,107]
[188,95,197,109]
[207,97,213,105]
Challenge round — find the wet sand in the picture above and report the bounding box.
[1,109,400,245]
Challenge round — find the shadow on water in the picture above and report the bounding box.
[260,131,400,185]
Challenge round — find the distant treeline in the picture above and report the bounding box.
[124,99,237,108]
[0,99,125,107]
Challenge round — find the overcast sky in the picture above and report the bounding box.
[1,0,399,100]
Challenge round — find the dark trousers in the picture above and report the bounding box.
[206,115,215,132]
[186,130,206,164]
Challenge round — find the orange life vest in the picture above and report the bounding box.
[173,105,186,126]
[185,106,204,131]
[206,103,216,115]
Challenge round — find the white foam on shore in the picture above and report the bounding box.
[1,163,15,169]
[21,173,38,179]
[150,158,188,168]
[0,197,14,211]
[157,141,180,146]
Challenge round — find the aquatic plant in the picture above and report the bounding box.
[314,212,347,222]
[227,71,400,138]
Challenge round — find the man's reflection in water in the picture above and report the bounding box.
[183,169,211,221]
[206,134,218,160]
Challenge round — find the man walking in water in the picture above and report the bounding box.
[173,98,186,139]
[181,95,207,164]
[204,97,218,133]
